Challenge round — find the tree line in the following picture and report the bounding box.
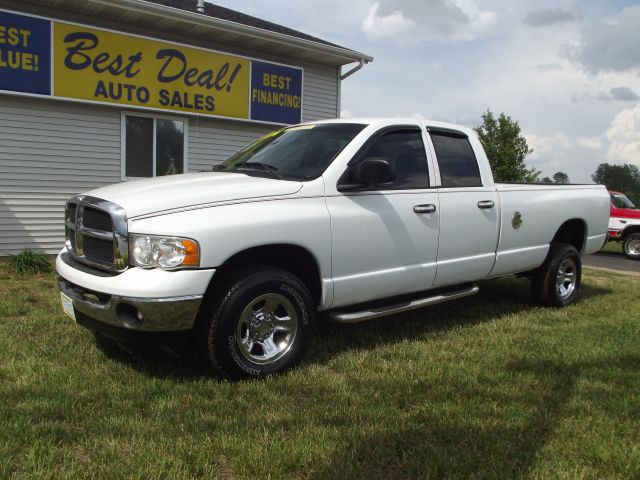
[475,109,640,204]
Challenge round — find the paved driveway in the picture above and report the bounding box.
[583,252,640,275]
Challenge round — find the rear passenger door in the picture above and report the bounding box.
[427,128,500,288]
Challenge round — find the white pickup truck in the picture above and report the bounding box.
[57,118,610,378]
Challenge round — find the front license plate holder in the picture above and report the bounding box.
[60,292,76,321]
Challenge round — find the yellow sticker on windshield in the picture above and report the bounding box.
[286,124,316,131]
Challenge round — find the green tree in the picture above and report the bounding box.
[541,176,553,183]
[552,171,570,184]
[592,163,640,204]
[474,109,539,182]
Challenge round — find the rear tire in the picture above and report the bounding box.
[197,265,315,380]
[531,243,581,307]
[623,233,640,260]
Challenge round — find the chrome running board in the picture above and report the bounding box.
[326,284,480,324]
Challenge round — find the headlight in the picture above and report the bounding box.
[130,235,200,269]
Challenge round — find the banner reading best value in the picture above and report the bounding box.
[0,9,303,124]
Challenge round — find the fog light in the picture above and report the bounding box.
[116,303,143,329]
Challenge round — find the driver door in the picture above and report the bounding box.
[326,127,440,308]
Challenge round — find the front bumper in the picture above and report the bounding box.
[56,249,215,337]
[58,276,202,332]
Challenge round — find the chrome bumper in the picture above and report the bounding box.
[58,276,202,333]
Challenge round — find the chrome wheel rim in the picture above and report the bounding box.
[626,238,640,256]
[235,293,298,365]
[556,258,577,300]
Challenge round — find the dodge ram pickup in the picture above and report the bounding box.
[57,118,610,379]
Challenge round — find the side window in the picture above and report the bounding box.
[350,129,430,189]
[430,131,482,187]
[123,114,186,179]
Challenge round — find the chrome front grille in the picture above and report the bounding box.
[83,236,115,265]
[83,207,114,232]
[65,195,128,272]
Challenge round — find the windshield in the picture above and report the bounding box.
[611,193,636,209]
[215,123,366,180]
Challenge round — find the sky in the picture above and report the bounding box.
[212,0,640,183]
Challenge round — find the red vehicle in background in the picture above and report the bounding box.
[608,190,640,260]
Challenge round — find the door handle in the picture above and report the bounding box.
[477,200,495,209]
[414,204,437,214]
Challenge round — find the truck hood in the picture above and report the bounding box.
[85,172,303,218]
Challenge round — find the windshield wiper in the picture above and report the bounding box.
[235,162,283,179]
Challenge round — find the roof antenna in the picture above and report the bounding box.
[196,0,205,13]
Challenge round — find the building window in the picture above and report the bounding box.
[121,113,187,180]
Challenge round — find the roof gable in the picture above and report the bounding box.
[146,0,345,49]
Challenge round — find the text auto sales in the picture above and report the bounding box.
[63,32,242,112]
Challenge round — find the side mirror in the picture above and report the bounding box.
[356,157,396,186]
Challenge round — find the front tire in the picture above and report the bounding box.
[531,243,581,307]
[197,265,315,380]
[623,233,640,260]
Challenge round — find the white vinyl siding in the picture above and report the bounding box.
[188,118,273,171]
[0,96,121,254]
[302,64,339,121]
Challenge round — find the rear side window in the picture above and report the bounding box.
[346,129,429,189]
[430,131,482,187]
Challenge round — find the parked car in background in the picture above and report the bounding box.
[607,191,640,260]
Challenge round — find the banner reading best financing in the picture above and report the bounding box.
[0,9,303,124]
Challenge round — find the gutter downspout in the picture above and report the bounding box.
[196,0,205,13]
[340,59,367,80]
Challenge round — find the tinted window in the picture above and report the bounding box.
[344,129,429,189]
[156,119,185,176]
[218,123,366,180]
[430,131,482,187]
[125,115,185,178]
[125,116,153,178]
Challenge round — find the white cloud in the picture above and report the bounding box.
[605,105,640,166]
[527,105,640,179]
[340,110,353,118]
[361,0,496,44]
[362,3,415,39]
[526,131,605,182]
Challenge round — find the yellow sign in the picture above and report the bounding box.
[53,23,250,118]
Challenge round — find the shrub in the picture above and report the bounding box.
[7,249,53,275]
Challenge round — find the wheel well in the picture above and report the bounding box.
[213,244,322,306]
[551,219,586,252]
[621,225,640,241]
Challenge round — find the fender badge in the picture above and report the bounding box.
[512,211,523,229]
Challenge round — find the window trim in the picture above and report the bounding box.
[120,111,189,181]
[337,125,432,192]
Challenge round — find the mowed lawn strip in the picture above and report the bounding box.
[0,264,638,479]
[601,241,625,256]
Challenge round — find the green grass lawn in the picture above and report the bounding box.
[1,265,639,479]
[601,241,624,256]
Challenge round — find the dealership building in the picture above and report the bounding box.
[0,0,372,254]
